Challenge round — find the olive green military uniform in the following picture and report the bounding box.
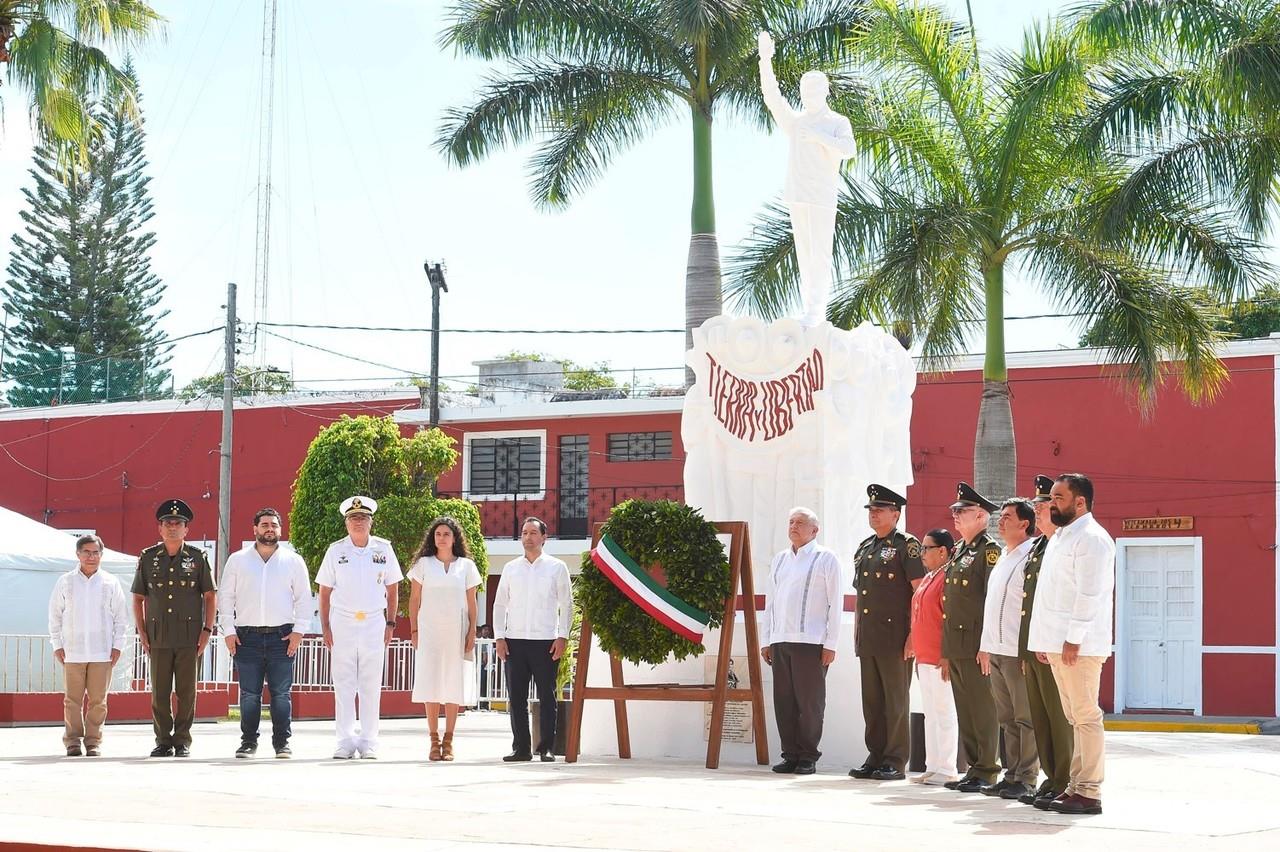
[942,532,1002,782]
[1019,534,1074,796]
[131,543,215,748]
[854,530,926,772]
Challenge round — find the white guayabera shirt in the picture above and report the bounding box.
[1028,513,1116,658]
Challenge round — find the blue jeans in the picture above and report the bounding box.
[235,626,295,748]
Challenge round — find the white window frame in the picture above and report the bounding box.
[1114,535,1203,716]
[462,428,547,502]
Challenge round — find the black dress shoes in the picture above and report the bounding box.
[980,779,1013,797]
[149,744,174,758]
[502,751,533,762]
[1032,789,1062,810]
[174,744,191,758]
[1019,784,1047,805]
[794,760,817,775]
[1049,793,1102,815]
[848,763,877,779]
[871,765,906,781]
[538,750,555,762]
[999,781,1032,800]
[943,776,966,790]
[955,776,989,793]
[772,759,799,774]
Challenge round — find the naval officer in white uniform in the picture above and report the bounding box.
[317,496,403,759]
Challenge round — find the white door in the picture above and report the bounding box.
[1123,542,1200,710]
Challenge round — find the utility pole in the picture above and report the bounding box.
[424,262,448,429]
[217,282,237,580]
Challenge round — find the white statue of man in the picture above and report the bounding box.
[758,30,857,327]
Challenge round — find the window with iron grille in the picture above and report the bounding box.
[607,431,672,462]
[468,436,543,495]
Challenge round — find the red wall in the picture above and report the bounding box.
[910,358,1276,644]
[0,397,418,555]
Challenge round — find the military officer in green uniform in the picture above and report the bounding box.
[1017,475,1074,808]
[131,499,216,757]
[941,482,1002,793]
[848,484,925,781]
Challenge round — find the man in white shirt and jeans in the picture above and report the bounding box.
[1029,473,1115,816]
[977,499,1040,800]
[49,535,129,757]
[761,507,843,775]
[493,517,572,762]
[218,508,313,758]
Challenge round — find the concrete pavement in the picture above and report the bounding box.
[1,712,1278,851]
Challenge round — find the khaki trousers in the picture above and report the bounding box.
[1047,653,1106,799]
[989,654,1039,785]
[63,661,113,748]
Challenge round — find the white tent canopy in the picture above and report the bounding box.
[0,506,137,636]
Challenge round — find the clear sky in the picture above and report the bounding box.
[0,0,1085,397]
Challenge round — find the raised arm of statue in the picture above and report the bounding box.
[757,30,796,133]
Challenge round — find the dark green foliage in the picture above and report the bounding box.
[3,65,170,406]
[374,495,488,616]
[577,500,731,666]
[1081,284,1280,347]
[289,416,463,608]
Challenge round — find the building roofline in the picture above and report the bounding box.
[7,336,1279,425]
[0,392,420,423]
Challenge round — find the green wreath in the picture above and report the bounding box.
[578,499,731,665]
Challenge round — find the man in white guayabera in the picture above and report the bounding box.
[758,29,857,327]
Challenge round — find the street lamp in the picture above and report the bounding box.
[424,262,448,430]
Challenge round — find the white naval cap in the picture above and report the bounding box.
[339,495,378,517]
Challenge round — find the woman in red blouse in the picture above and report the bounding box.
[906,528,959,785]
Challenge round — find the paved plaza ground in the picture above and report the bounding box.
[1,712,1278,851]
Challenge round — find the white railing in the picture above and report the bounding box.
[1,634,569,707]
[0,633,232,693]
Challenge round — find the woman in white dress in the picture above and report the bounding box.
[408,516,481,761]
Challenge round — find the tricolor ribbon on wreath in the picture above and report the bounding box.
[590,534,711,645]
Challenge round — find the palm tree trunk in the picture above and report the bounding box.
[685,104,721,386]
[974,263,1015,512]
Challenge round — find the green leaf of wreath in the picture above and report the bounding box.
[578,500,731,665]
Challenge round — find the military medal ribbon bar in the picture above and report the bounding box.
[590,534,711,644]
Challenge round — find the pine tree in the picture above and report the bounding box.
[2,65,169,407]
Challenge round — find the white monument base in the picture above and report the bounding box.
[579,613,876,769]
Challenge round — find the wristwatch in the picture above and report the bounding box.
[385,621,396,628]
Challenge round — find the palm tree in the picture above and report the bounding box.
[436,0,868,378]
[0,0,162,151]
[1074,0,1280,259]
[727,0,1268,503]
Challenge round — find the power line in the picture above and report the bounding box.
[0,327,224,384]
[256,321,684,334]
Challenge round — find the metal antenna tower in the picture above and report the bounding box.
[251,0,279,362]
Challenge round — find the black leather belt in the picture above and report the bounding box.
[238,624,291,633]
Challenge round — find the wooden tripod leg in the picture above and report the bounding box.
[609,653,631,759]
[739,525,769,764]
[706,526,743,769]
[565,615,593,763]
